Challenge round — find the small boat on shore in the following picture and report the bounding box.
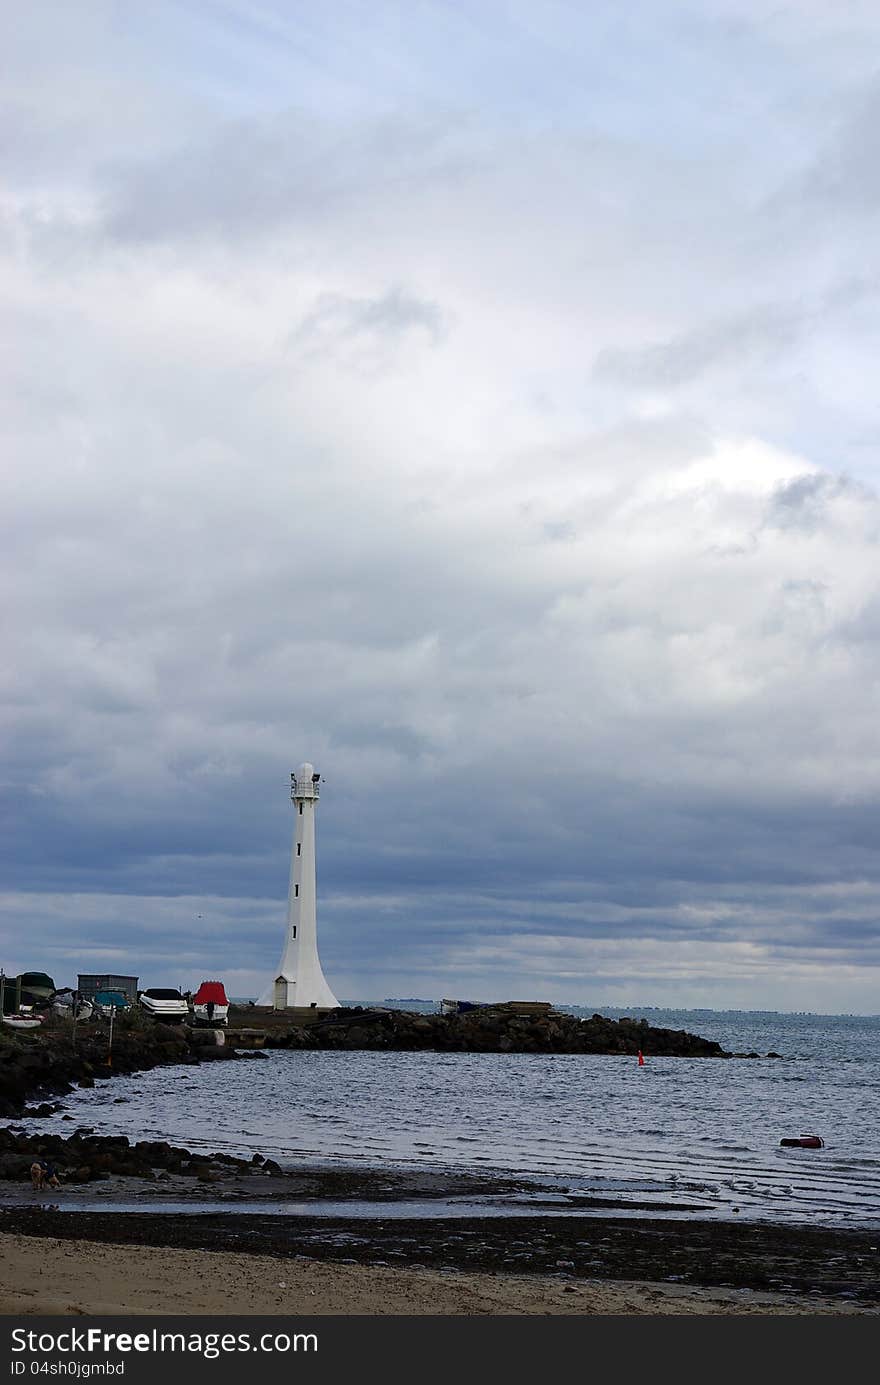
[191,980,229,1027]
[17,972,55,1002]
[440,998,490,1015]
[92,989,128,1020]
[138,988,189,1023]
[780,1134,824,1148]
[2,1014,43,1030]
[53,989,95,1021]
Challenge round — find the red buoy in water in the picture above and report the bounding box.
[638,1050,645,1066]
[780,1134,824,1148]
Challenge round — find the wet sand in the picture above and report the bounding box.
[1,1231,869,1316]
[2,1161,878,1315]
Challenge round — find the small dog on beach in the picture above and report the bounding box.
[30,1161,60,1192]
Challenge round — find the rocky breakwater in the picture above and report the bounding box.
[0,1126,278,1187]
[0,1019,242,1119]
[261,1005,732,1056]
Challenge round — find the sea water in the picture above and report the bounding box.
[11,1007,880,1230]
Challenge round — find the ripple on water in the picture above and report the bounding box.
[9,1034,880,1230]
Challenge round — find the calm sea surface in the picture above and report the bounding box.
[13,1006,880,1230]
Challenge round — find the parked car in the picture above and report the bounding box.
[191,980,229,1027]
[138,987,189,1023]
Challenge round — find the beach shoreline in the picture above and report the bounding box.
[2,1165,878,1315]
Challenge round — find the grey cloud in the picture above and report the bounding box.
[290,285,447,369]
[100,113,480,244]
[542,520,577,543]
[594,304,805,389]
[764,472,877,533]
[800,80,880,215]
[343,286,445,341]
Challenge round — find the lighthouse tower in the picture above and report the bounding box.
[258,762,340,1011]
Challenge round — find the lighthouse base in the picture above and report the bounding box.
[257,971,340,1011]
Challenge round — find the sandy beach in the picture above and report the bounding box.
[2,1232,872,1316]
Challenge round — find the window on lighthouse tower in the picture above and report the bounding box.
[294,884,299,896]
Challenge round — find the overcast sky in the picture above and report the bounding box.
[3,1,880,1013]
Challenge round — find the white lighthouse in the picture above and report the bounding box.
[258,762,340,1011]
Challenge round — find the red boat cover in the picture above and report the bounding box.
[193,981,228,1005]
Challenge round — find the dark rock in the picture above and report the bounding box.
[0,1154,33,1180]
[258,1007,730,1058]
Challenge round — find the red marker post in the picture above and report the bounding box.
[638,1050,645,1065]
